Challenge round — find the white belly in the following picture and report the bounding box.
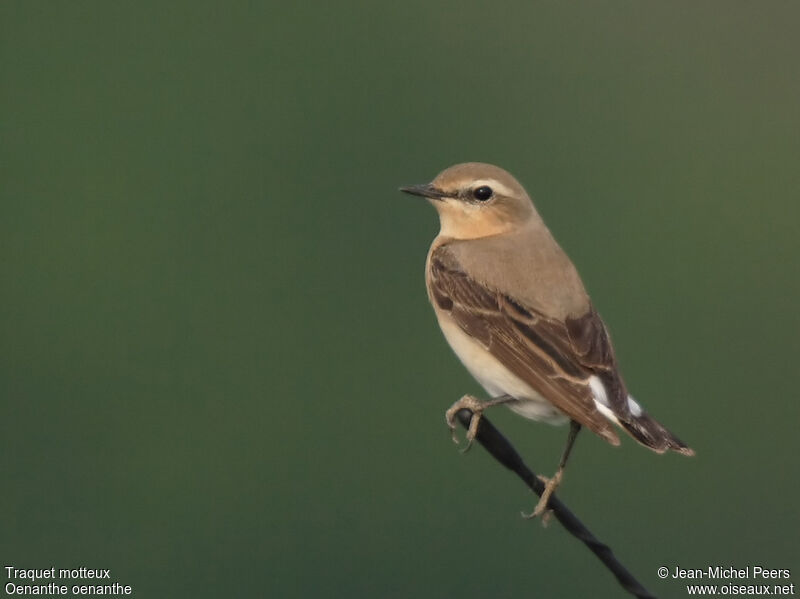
[438,317,568,425]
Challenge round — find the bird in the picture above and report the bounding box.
[400,162,694,518]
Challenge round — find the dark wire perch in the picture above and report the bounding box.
[454,408,657,599]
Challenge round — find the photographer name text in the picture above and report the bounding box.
[667,566,791,580]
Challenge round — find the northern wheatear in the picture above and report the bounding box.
[401,162,693,518]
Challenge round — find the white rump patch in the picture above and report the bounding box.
[589,376,645,423]
[627,395,643,417]
[589,375,621,425]
[593,401,621,426]
[588,376,609,406]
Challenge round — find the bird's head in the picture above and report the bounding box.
[400,162,537,239]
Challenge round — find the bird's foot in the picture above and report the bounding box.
[522,471,563,521]
[445,395,514,452]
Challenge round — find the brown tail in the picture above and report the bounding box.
[620,410,695,456]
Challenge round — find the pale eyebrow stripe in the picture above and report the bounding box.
[472,179,514,196]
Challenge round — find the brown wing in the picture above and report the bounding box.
[429,245,627,445]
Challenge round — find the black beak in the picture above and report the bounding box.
[399,183,450,200]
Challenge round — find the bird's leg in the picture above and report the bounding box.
[524,420,582,520]
[445,394,516,452]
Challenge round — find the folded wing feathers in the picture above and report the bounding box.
[430,246,694,455]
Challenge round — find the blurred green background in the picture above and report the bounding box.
[2,2,798,597]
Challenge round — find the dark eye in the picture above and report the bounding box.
[472,186,493,201]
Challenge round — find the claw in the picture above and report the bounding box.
[444,400,467,444]
[522,472,563,519]
[444,394,515,450]
[444,394,483,448]
[521,420,580,522]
